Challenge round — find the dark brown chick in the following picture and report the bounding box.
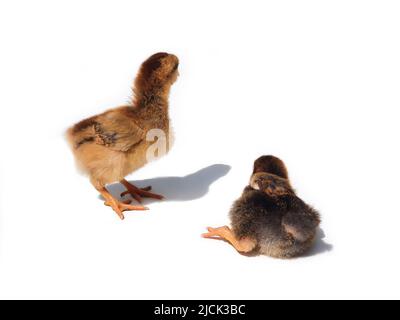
[203,156,321,258]
[66,52,179,219]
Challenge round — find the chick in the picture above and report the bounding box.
[203,156,321,258]
[67,52,179,219]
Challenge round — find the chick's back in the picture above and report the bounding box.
[229,187,320,258]
[230,187,284,242]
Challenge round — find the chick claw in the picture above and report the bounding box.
[202,226,231,239]
[104,200,148,220]
[202,226,257,253]
[120,180,164,204]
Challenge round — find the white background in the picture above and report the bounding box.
[0,0,399,300]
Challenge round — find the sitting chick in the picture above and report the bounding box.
[203,156,321,258]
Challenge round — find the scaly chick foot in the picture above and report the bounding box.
[120,180,164,203]
[96,186,148,220]
[202,226,257,253]
[202,226,231,239]
[104,200,148,220]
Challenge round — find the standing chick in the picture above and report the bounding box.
[203,156,321,258]
[67,52,179,219]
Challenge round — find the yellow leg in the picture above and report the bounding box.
[202,226,257,253]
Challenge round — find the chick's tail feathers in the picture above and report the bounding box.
[65,119,97,150]
[282,209,320,243]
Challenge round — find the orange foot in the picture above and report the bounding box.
[120,179,164,203]
[97,187,148,220]
[202,226,257,253]
[104,200,148,220]
[202,226,231,240]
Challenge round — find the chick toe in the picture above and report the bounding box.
[120,180,164,203]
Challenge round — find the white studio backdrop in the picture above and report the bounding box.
[0,0,399,299]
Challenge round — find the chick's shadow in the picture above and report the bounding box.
[103,164,231,204]
[304,228,333,257]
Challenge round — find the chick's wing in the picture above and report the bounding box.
[94,110,145,152]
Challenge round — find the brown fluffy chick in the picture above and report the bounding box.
[203,156,321,258]
[67,52,179,219]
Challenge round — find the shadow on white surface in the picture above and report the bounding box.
[102,164,231,204]
[303,228,333,257]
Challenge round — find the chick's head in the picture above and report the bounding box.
[250,172,293,198]
[252,155,289,179]
[136,52,179,92]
